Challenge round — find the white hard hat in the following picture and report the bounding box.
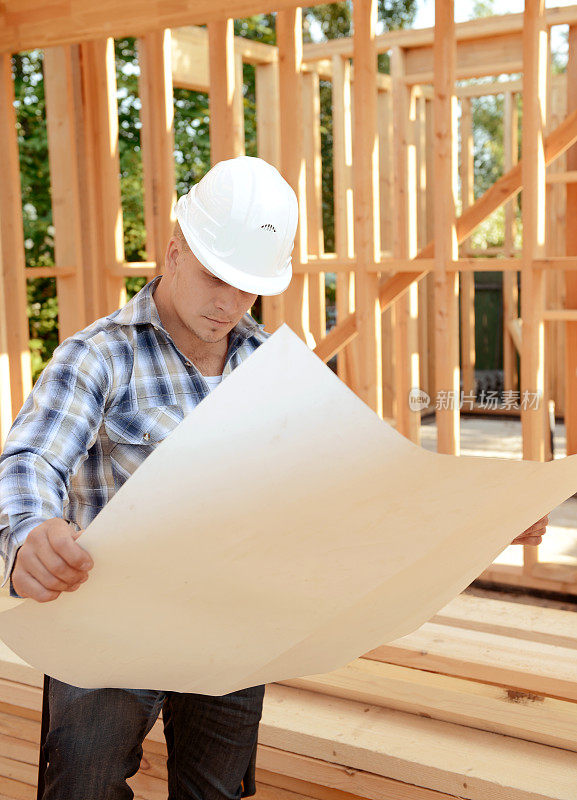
[174,156,298,296]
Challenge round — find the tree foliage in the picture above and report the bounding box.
[15,2,417,379]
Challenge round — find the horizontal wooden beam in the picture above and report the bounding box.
[0,0,303,54]
[171,25,277,92]
[24,267,77,279]
[172,30,391,92]
[109,262,157,277]
[543,308,577,321]
[303,5,577,61]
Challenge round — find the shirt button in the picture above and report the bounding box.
[184,360,192,368]
[143,432,151,442]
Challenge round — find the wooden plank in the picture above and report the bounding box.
[208,19,244,164]
[565,25,577,455]
[171,26,277,94]
[365,621,577,702]
[277,9,309,343]
[433,592,577,651]
[544,65,566,425]
[0,240,12,449]
[77,39,127,319]
[391,48,419,442]
[0,54,32,426]
[433,0,460,455]
[43,46,88,342]
[331,55,357,391]
[424,98,436,405]
[303,68,326,347]
[256,60,284,333]
[415,93,429,400]
[138,29,177,278]
[260,683,577,800]
[520,0,548,575]
[405,31,523,85]
[503,90,520,394]
[281,656,577,753]
[352,0,382,414]
[6,2,577,60]
[302,6,577,62]
[459,97,475,397]
[0,0,306,54]
[480,561,577,596]
[379,87,395,417]
[256,749,459,800]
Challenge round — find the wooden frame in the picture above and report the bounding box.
[3,5,577,596]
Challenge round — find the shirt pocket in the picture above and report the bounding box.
[103,404,185,484]
[104,403,185,446]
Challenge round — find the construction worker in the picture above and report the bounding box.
[0,155,298,799]
[0,153,548,799]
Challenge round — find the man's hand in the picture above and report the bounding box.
[511,514,549,546]
[11,518,93,602]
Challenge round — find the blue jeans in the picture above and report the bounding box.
[41,676,266,799]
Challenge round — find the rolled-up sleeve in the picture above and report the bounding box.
[0,337,110,596]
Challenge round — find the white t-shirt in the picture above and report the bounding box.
[204,374,223,392]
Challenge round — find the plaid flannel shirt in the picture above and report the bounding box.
[0,275,270,598]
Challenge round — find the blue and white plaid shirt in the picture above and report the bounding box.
[0,275,270,597]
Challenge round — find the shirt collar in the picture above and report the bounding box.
[107,274,263,341]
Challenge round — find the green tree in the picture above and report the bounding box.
[14,3,418,376]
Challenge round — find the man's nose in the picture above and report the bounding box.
[215,285,245,311]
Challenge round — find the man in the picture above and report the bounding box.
[0,154,547,798]
[0,155,298,799]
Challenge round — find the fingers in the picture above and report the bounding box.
[518,535,543,546]
[35,532,90,585]
[11,518,93,603]
[27,552,88,593]
[46,526,93,572]
[524,515,549,534]
[12,569,62,603]
[512,533,544,545]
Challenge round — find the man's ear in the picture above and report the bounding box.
[164,236,180,275]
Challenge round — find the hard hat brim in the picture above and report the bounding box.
[175,193,292,297]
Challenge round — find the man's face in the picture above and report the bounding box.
[167,235,258,343]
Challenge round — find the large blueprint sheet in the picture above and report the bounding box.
[0,325,576,694]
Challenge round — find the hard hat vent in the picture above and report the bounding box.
[261,223,277,233]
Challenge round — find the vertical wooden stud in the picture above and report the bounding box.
[208,19,244,164]
[565,25,577,455]
[425,96,436,404]
[139,29,177,277]
[416,92,429,400]
[44,46,87,341]
[459,96,476,397]
[503,89,519,394]
[256,60,284,332]
[332,54,357,389]
[433,0,460,455]
[521,0,548,572]
[78,39,127,318]
[0,53,32,425]
[303,67,326,345]
[352,0,382,415]
[378,85,395,418]
[391,47,419,441]
[277,8,309,343]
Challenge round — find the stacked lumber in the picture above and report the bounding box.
[1,593,577,800]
